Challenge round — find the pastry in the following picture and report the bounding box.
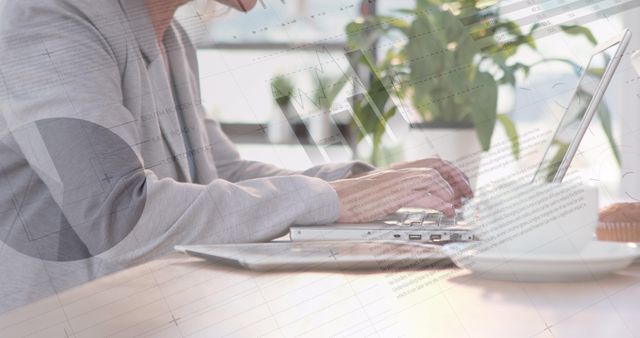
[597,202,640,242]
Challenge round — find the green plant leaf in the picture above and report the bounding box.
[470,71,498,150]
[327,75,350,106]
[587,67,605,77]
[351,99,366,142]
[493,19,523,37]
[528,22,542,35]
[375,15,411,35]
[312,73,351,111]
[271,75,295,106]
[370,106,398,164]
[394,8,418,15]
[345,19,382,53]
[351,57,393,142]
[514,62,531,78]
[408,5,476,121]
[546,141,570,182]
[491,56,516,86]
[407,10,445,119]
[456,28,478,67]
[560,25,597,45]
[494,34,531,60]
[497,114,520,159]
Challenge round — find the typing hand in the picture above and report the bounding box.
[330,168,458,223]
[389,158,473,207]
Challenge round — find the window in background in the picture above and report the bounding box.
[196,49,351,124]
[176,0,366,169]
[204,0,355,44]
[178,0,634,190]
[187,0,362,122]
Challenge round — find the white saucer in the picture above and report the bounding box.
[442,241,640,282]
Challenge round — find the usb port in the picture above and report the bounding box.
[430,234,442,241]
[408,234,422,240]
[393,234,401,238]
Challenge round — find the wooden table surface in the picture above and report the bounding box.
[1,253,639,338]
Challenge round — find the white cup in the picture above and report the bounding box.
[465,180,599,256]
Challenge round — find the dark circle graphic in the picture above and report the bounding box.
[0,118,146,261]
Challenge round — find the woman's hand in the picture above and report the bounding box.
[389,158,473,207]
[330,167,466,223]
[348,158,473,208]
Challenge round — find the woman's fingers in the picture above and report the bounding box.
[423,170,456,203]
[363,168,456,206]
[331,167,460,223]
[370,170,456,215]
[400,158,473,201]
[428,159,473,199]
[403,192,455,217]
[336,188,404,223]
[390,158,472,207]
[398,169,455,204]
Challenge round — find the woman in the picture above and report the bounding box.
[0,0,471,313]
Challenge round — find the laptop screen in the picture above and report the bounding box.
[532,41,621,183]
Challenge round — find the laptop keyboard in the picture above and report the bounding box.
[397,210,461,227]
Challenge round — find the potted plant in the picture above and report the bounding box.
[308,74,346,143]
[269,74,296,143]
[340,0,618,182]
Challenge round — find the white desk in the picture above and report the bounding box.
[1,253,639,338]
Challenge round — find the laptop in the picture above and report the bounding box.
[289,29,632,243]
[175,29,631,268]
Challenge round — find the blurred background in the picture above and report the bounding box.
[175,0,640,205]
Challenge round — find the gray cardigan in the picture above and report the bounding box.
[0,0,372,313]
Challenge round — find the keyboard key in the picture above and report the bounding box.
[403,212,425,226]
[440,216,457,226]
[424,212,442,222]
